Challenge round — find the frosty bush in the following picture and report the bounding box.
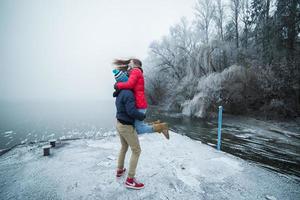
[181,65,247,118]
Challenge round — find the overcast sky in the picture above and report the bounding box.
[0,0,196,101]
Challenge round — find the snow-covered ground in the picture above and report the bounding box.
[0,131,299,200]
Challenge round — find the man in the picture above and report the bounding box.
[113,69,145,190]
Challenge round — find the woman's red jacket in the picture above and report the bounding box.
[116,68,148,109]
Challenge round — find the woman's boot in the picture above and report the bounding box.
[153,123,170,139]
[149,120,161,125]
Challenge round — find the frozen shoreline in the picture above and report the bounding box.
[0,131,299,200]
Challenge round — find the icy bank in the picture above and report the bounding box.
[0,132,299,200]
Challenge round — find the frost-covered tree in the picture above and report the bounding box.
[194,0,216,44]
[251,0,275,63]
[214,0,226,41]
[144,0,300,119]
[275,0,300,59]
[231,0,241,48]
[240,0,252,48]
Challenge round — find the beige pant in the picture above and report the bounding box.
[116,121,141,178]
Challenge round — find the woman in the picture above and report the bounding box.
[113,58,169,139]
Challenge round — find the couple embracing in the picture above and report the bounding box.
[112,58,169,190]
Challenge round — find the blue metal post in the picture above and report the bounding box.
[217,106,223,151]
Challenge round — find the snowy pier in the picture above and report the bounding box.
[0,132,299,200]
[49,139,56,148]
[42,145,51,156]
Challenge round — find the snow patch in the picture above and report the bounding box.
[0,131,299,200]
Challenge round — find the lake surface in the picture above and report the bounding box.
[0,100,116,149]
[0,100,299,179]
[147,108,300,179]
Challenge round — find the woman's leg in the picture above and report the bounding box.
[117,123,129,170]
[135,109,154,134]
[117,122,141,178]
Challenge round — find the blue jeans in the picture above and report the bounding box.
[135,109,154,134]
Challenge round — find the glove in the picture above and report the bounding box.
[114,82,118,90]
[113,89,120,97]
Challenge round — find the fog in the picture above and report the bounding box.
[0,0,195,101]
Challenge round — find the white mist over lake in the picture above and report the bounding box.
[0,0,195,101]
[0,0,196,159]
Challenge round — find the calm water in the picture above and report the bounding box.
[0,100,299,178]
[0,100,116,149]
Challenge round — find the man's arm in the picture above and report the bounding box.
[123,91,145,121]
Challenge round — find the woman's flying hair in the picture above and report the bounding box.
[113,59,131,66]
[113,58,142,68]
[113,59,131,70]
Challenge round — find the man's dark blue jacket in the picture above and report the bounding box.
[115,89,145,125]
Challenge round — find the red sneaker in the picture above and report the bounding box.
[125,177,144,190]
[116,168,126,177]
